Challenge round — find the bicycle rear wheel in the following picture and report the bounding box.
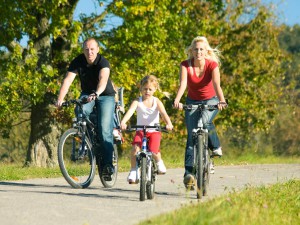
[58,128,96,189]
[146,159,155,200]
[98,144,118,188]
[196,134,204,199]
[140,156,147,201]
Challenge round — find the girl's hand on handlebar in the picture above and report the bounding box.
[166,124,173,131]
[173,100,183,110]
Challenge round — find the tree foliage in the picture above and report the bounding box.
[103,0,286,142]
[0,0,291,164]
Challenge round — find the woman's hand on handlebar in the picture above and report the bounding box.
[55,99,64,108]
[218,101,227,111]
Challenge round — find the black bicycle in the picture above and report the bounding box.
[57,88,124,189]
[183,103,223,199]
[126,125,168,201]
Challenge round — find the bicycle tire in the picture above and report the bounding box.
[140,156,147,201]
[98,144,118,188]
[146,159,155,200]
[203,132,210,196]
[58,128,96,189]
[196,134,204,199]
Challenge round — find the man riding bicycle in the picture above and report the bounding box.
[55,37,115,181]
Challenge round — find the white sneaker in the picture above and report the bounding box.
[157,160,167,174]
[113,129,122,141]
[212,147,222,157]
[127,170,138,184]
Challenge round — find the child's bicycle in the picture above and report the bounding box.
[126,124,168,201]
[182,102,224,199]
[57,88,124,189]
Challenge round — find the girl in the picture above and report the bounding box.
[120,75,173,184]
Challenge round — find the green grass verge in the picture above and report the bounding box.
[0,154,299,181]
[139,179,300,225]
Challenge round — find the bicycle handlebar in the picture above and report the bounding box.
[61,97,89,107]
[182,104,219,111]
[126,125,169,133]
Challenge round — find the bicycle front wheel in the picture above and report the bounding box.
[146,159,155,200]
[139,157,147,201]
[58,128,96,189]
[196,134,204,199]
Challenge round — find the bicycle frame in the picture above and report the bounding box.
[183,103,218,198]
[127,125,166,201]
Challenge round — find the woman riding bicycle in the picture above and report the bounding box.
[173,36,227,188]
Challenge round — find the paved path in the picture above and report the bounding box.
[0,164,299,225]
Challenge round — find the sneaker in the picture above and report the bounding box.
[102,164,114,181]
[157,160,167,174]
[212,147,222,157]
[210,161,215,174]
[127,169,138,184]
[183,174,195,190]
[113,129,122,141]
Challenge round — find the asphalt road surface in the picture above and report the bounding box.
[1,164,299,225]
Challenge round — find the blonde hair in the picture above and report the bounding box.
[185,36,221,65]
[139,75,160,91]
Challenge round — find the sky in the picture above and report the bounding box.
[75,0,300,26]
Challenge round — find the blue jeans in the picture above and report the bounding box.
[184,96,220,174]
[76,93,115,167]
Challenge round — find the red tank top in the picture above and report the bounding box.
[181,58,218,100]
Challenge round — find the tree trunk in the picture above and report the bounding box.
[25,98,61,167]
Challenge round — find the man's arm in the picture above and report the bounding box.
[56,71,76,107]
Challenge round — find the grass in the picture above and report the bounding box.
[139,179,300,225]
[0,153,299,181]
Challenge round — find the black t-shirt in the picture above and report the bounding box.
[67,53,115,96]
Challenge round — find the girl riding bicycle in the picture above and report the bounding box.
[120,75,173,184]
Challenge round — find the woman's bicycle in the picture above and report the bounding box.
[182,103,223,199]
[126,125,168,201]
[57,88,124,189]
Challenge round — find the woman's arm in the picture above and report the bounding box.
[174,64,187,109]
[212,67,227,110]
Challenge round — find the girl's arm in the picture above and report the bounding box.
[120,99,138,130]
[174,64,187,109]
[212,67,227,110]
[157,99,173,131]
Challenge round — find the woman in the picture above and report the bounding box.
[173,36,227,188]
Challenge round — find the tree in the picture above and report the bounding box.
[0,0,111,166]
[103,0,286,145]
[0,0,287,166]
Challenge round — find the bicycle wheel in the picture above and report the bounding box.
[58,128,96,189]
[196,134,204,199]
[140,156,147,201]
[98,144,118,188]
[203,133,210,196]
[146,159,155,200]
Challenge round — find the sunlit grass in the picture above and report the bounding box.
[139,179,300,225]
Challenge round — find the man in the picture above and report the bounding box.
[56,37,116,181]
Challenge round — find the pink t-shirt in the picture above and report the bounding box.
[181,58,218,100]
